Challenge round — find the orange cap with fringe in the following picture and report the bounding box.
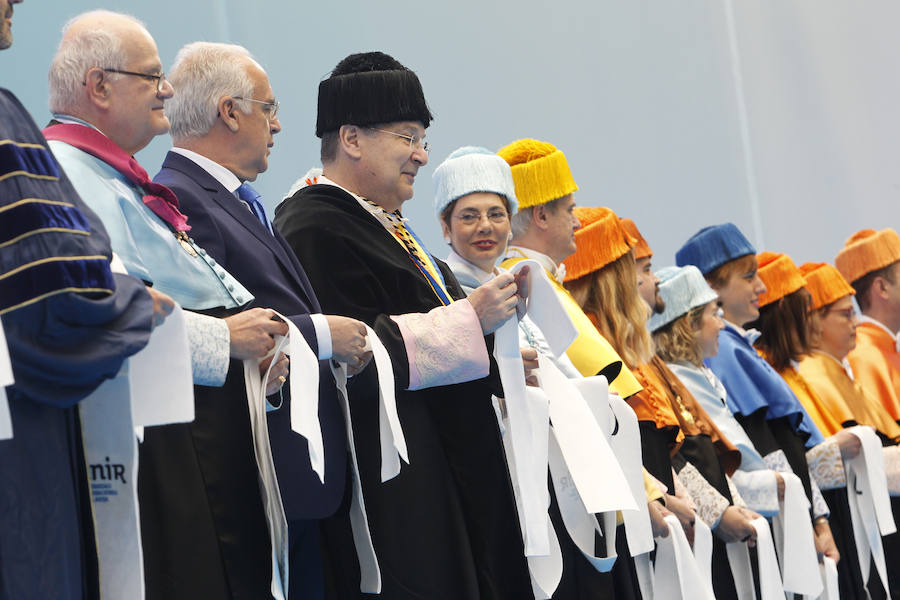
[497,138,578,209]
[834,228,900,284]
[562,207,637,282]
[619,218,652,260]
[756,251,806,307]
[799,262,855,310]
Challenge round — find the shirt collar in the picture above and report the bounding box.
[724,319,761,345]
[506,246,566,283]
[445,249,497,286]
[170,147,242,193]
[859,315,900,351]
[51,113,108,137]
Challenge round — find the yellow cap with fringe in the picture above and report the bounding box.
[497,138,578,209]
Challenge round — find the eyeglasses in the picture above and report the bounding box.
[369,128,430,154]
[453,209,508,226]
[826,307,856,321]
[102,68,167,93]
[232,96,280,121]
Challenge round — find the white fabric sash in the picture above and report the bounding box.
[330,361,381,593]
[726,517,784,600]
[692,516,713,592]
[0,317,13,439]
[548,427,620,572]
[365,325,408,482]
[81,304,194,600]
[491,259,578,556]
[244,343,290,599]
[844,425,896,600]
[653,514,716,600]
[498,398,560,599]
[278,317,407,485]
[324,326,404,593]
[771,472,822,597]
[607,395,656,556]
[820,556,839,600]
[540,356,637,515]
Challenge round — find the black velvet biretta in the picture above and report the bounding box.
[315,51,433,137]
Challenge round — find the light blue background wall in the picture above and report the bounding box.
[6,0,896,269]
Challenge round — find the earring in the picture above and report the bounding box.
[444,236,452,245]
[507,232,513,242]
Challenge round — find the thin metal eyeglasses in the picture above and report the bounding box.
[101,68,167,93]
[232,97,280,121]
[369,128,430,154]
[453,210,509,225]
[826,307,856,321]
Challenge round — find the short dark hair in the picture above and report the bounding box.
[320,130,339,163]
[852,261,898,312]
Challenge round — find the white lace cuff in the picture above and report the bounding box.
[183,311,230,386]
[676,462,730,528]
[762,448,791,473]
[807,438,846,491]
[391,299,489,391]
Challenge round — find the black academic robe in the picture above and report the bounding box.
[274,183,532,600]
[0,88,153,600]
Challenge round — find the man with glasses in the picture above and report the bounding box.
[154,41,372,600]
[0,2,173,598]
[44,11,295,600]
[274,51,531,600]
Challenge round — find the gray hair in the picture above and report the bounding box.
[509,206,534,238]
[166,42,258,141]
[509,196,566,239]
[48,10,146,114]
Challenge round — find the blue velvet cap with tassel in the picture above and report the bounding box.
[675,223,756,275]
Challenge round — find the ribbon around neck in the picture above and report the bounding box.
[43,123,190,232]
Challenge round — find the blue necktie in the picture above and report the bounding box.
[236,182,273,235]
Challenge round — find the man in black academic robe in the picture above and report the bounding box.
[274,51,532,599]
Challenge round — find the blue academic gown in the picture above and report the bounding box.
[0,88,152,600]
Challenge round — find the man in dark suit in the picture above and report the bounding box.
[154,42,370,599]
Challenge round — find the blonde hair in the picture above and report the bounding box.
[565,250,653,368]
[653,305,705,366]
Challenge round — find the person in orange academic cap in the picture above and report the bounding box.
[835,229,900,424]
[797,262,900,445]
[564,206,760,600]
[749,251,899,600]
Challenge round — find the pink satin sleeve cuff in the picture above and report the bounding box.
[391,299,489,391]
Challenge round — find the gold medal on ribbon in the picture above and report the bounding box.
[175,231,198,258]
